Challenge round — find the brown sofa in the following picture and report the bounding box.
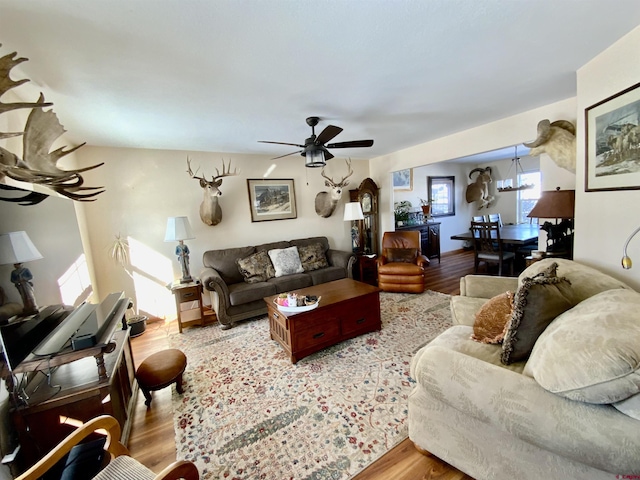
[200,236,356,329]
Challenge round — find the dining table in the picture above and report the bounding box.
[450,223,540,246]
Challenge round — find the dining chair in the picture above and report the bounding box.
[470,221,515,276]
[472,215,487,222]
[488,213,503,227]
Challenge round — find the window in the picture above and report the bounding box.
[427,176,455,217]
[517,171,541,223]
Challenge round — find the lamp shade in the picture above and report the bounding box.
[0,231,43,265]
[527,189,575,219]
[164,216,195,242]
[343,202,364,221]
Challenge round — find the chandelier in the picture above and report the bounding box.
[497,146,535,192]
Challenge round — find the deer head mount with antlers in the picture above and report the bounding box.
[314,159,354,218]
[0,44,104,203]
[186,157,239,226]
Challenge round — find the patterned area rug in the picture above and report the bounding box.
[170,290,451,480]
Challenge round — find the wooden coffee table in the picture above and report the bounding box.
[264,278,381,363]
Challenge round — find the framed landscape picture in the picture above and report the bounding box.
[585,81,640,192]
[393,169,412,191]
[247,179,297,222]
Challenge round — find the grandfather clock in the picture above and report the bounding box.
[349,177,379,256]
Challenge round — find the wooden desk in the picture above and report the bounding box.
[450,223,539,246]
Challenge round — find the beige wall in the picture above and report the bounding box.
[575,25,640,290]
[75,147,369,316]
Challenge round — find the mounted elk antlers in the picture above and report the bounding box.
[523,119,576,173]
[0,44,104,202]
[315,159,354,218]
[187,157,239,226]
[465,166,494,210]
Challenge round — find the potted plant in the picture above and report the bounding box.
[419,198,431,217]
[394,200,412,226]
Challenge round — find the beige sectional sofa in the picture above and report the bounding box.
[200,236,355,329]
[409,258,640,480]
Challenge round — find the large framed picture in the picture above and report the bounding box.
[247,179,297,222]
[585,81,640,192]
[393,169,412,191]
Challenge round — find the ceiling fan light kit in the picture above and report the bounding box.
[259,116,374,167]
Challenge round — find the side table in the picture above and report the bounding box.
[171,281,205,333]
[357,254,378,286]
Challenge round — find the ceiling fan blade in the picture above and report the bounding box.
[315,125,343,145]
[323,149,334,161]
[271,150,304,160]
[326,139,374,149]
[259,140,305,148]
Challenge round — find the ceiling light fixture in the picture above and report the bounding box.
[305,147,326,168]
[497,146,535,192]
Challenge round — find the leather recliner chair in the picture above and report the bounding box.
[377,231,429,293]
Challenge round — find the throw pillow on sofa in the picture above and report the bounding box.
[471,291,513,344]
[236,250,275,283]
[298,243,329,271]
[268,246,304,277]
[501,262,577,365]
[523,288,640,414]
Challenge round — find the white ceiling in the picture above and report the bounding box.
[2,0,640,163]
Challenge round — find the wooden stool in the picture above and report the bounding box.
[136,349,187,407]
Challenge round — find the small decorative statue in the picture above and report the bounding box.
[10,263,38,315]
[175,242,192,283]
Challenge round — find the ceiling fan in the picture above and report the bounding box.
[259,116,374,167]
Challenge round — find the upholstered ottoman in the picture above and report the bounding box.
[136,349,187,407]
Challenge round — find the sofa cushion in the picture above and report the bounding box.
[450,296,488,327]
[386,248,418,263]
[471,291,513,344]
[228,281,276,306]
[502,262,577,365]
[203,246,256,285]
[297,242,329,271]
[425,325,526,372]
[268,246,304,277]
[524,288,640,405]
[236,250,276,284]
[308,266,345,285]
[613,393,640,421]
[518,258,631,304]
[290,236,330,254]
[267,273,313,293]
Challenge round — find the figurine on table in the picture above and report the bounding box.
[10,263,38,315]
[176,241,193,283]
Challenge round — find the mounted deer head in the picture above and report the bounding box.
[186,157,239,226]
[314,159,354,218]
[0,45,104,203]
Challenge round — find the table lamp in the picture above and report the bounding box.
[343,202,364,253]
[527,188,575,257]
[164,217,195,283]
[0,231,43,315]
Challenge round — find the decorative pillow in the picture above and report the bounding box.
[268,246,304,277]
[523,288,640,405]
[236,250,275,284]
[386,248,417,263]
[297,243,329,272]
[501,262,577,365]
[471,291,513,344]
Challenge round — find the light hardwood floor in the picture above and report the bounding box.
[127,249,476,480]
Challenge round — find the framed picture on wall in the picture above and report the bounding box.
[247,179,297,222]
[585,81,640,192]
[393,169,412,191]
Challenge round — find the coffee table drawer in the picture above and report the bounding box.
[293,319,340,352]
[341,302,381,337]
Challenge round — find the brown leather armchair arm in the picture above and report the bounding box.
[416,254,430,268]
